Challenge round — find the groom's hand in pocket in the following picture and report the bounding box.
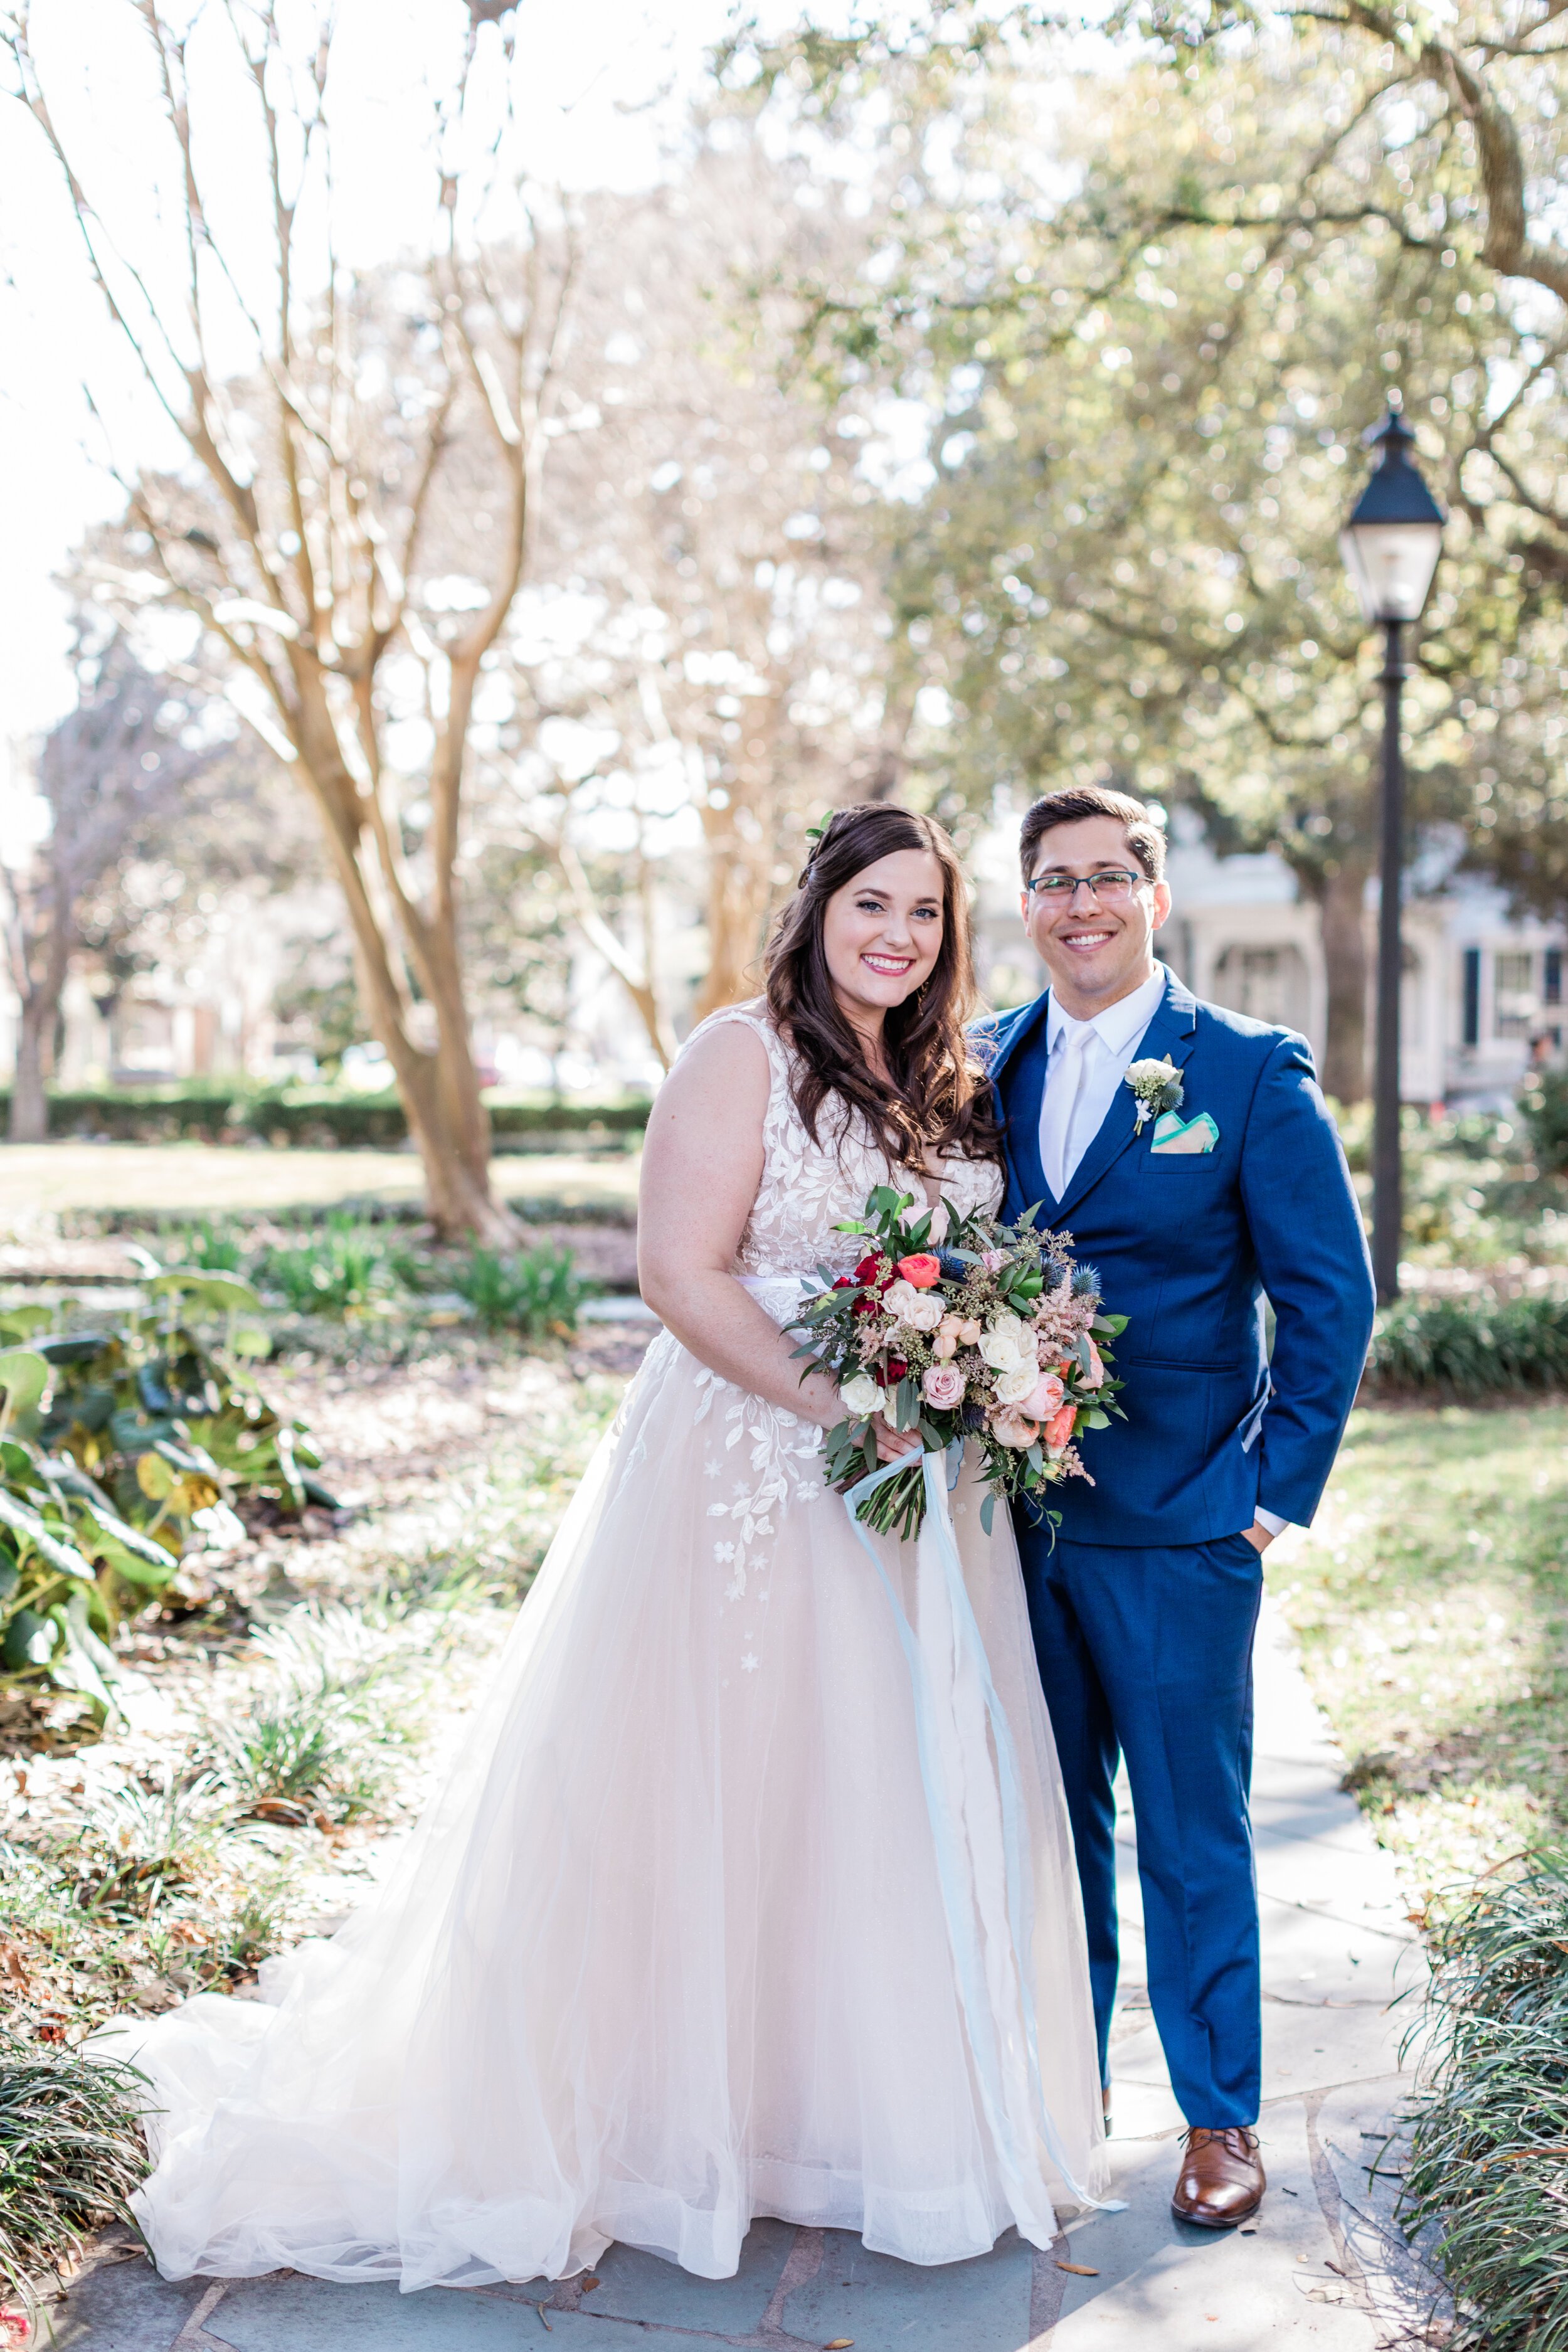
[1243,1520,1275,1554]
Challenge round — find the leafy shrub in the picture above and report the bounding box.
[262,1214,401,1315]
[452,1244,583,1335]
[205,1603,395,1825]
[1401,1851,1568,2349]
[213,1702,384,1825]
[1367,1294,1568,1397]
[0,2033,147,2304]
[1520,1068,1568,1180]
[172,1219,247,1273]
[0,1267,330,1717]
[66,1774,230,1917]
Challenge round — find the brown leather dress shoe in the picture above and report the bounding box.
[1170,2127,1265,2227]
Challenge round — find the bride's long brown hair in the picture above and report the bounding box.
[764,804,1002,1168]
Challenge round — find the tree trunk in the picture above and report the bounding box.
[292,725,522,1246]
[1316,852,1372,1106]
[9,1000,50,1144]
[692,796,774,1024]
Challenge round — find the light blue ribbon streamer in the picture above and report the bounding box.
[842,1448,1104,2216]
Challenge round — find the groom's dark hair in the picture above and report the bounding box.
[1019,785,1167,886]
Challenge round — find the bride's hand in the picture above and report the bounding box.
[874,1419,924,1464]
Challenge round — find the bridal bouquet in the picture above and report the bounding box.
[789,1184,1126,1542]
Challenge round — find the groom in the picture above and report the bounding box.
[980,784,1374,2229]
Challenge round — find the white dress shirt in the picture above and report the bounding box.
[1037,968,1167,1200]
[1036,966,1286,1536]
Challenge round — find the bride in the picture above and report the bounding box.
[100,801,1106,2291]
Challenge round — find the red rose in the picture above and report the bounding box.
[854,1253,887,1288]
[896,1253,942,1289]
[876,1357,909,1386]
[833,1274,855,1290]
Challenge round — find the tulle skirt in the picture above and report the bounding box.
[95,1313,1106,2291]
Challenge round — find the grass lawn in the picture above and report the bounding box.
[0,1142,639,1224]
[1273,1401,1568,1914]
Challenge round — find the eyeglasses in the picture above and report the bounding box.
[1024,867,1147,904]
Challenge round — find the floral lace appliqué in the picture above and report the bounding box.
[693,1366,824,1604]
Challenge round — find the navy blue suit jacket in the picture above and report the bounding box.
[977,970,1374,1548]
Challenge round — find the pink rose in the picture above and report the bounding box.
[981,1249,1007,1271]
[1024,1370,1066,1421]
[1044,1402,1078,1452]
[896,1253,942,1290]
[1084,1338,1106,1390]
[989,1406,1040,1450]
[921,1364,967,1409]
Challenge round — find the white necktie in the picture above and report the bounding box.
[1044,1023,1097,1199]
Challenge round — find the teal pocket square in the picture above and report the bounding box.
[1150,1108,1219,1155]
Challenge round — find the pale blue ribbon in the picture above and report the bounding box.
[842,1448,1104,2215]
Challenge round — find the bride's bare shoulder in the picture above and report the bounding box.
[671,1001,779,1082]
[650,1004,774,1132]
[642,1007,773,1221]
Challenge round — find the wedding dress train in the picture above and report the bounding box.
[97,1005,1106,2290]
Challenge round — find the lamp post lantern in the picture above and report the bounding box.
[1339,403,1445,1305]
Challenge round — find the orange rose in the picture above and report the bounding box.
[1044,1402,1078,1452]
[896,1253,942,1290]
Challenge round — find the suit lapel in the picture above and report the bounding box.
[1052,968,1199,1227]
[986,988,1050,1089]
[988,990,1054,1218]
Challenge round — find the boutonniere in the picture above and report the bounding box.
[1124,1056,1184,1134]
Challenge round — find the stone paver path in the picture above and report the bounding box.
[53,1597,1441,2351]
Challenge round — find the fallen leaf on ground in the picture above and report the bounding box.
[1056,2262,1099,2276]
[581,2275,601,2291]
[824,2339,856,2348]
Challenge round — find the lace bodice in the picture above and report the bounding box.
[682,1003,1002,1278]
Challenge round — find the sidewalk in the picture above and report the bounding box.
[53,1598,1439,2351]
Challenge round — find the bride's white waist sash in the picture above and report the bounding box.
[738,1266,1101,2215]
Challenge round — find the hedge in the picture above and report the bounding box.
[1365,1291,1568,1397]
[0,1086,653,1152]
[1400,1850,1568,2350]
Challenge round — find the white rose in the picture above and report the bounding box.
[840,1373,881,1416]
[978,1315,1030,1370]
[884,1279,945,1332]
[993,1364,1039,1405]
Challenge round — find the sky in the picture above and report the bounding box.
[0,0,742,765]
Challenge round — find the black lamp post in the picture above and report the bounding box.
[1339,404,1445,1305]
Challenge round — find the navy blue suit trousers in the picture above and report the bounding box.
[1017,1525,1264,2124]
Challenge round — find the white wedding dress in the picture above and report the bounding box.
[99,1005,1106,2291]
